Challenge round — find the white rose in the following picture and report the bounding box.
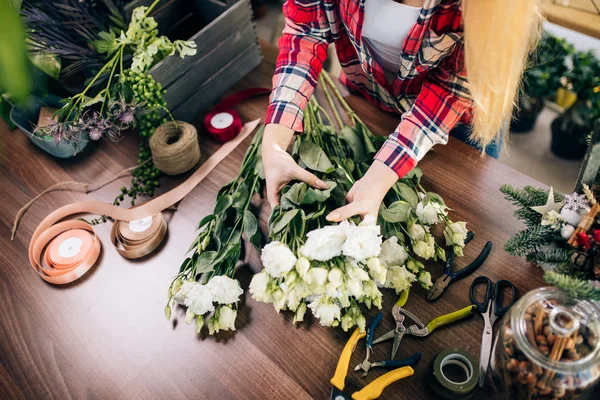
[379,236,409,268]
[206,276,243,304]
[217,306,237,331]
[342,219,382,262]
[295,257,311,278]
[413,234,435,260]
[261,241,297,278]
[308,296,341,326]
[174,281,197,305]
[328,268,343,288]
[407,223,426,241]
[184,284,214,316]
[416,202,440,225]
[366,257,387,285]
[301,225,346,261]
[418,271,433,289]
[385,265,416,294]
[249,270,272,303]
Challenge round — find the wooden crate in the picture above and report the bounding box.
[125,0,263,122]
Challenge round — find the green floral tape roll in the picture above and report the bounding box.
[426,348,479,400]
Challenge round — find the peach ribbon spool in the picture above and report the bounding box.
[29,119,261,285]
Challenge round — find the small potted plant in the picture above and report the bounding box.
[511,33,572,133]
[551,50,600,160]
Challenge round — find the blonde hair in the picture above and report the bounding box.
[462,0,541,149]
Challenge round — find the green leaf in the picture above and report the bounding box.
[300,181,336,205]
[197,214,216,230]
[214,195,233,214]
[403,167,423,185]
[397,182,419,207]
[340,126,366,162]
[298,140,335,173]
[28,51,61,80]
[179,257,192,273]
[356,124,377,155]
[195,251,218,274]
[92,30,119,55]
[0,0,31,101]
[281,182,307,206]
[271,209,299,234]
[81,92,106,108]
[304,204,327,220]
[423,192,446,207]
[381,200,412,223]
[0,97,15,129]
[232,184,250,210]
[243,209,258,239]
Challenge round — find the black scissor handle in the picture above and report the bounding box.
[493,280,518,317]
[451,241,492,281]
[469,276,492,313]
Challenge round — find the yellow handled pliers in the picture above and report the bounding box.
[330,328,415,400]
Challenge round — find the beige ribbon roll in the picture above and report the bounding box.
[29,119,261,284]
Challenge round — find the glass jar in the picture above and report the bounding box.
[492,287,600,399]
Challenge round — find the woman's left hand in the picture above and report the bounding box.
[326,160,399,222]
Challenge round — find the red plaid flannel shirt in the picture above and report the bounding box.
[265,0,473,177]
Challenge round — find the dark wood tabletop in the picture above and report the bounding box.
[0,42,548,400]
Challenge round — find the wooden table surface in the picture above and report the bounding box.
[0,43,548,400]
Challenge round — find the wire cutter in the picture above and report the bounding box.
[330,321,417,400]
[427,232,493,301]
[372,305,476,358]
[353,313,422,377]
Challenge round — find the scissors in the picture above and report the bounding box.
[330,325,416,400]
[353,313,421,377]
[469,276,518,387]
[427,232,493,301]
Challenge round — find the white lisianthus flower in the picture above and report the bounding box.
[174,281,197,305]
[416,201,440,225]
[407,223,426,241]
[217,306,237,331]
[362,280,383,309]
[342,217,382,262]
[207,315,219,335]
[345,278,364,298]
[328,268,343,288]
[206,276,243,304]
[184,284,214,316]
[284,286,301,311]
[418,271,433,289]
[341,313,355,332]
[249,270,272,303]
[366,257,387,285]
[293,302,307,324]
[347,265,370,281]
[326,282,343,299]
[454,245,464,257]
[379,236,409,268]
[385,265,416,294]
[308,296,341,326]
[406,259,418,273]
[444,221,469,246]
[261,241,297,278]
[306,266,329,288]
[184,308,195,324]
[413,234,435,260]
[301,224,346,261]
[338,295,351,308]
[295,257,311,278]
[356,314,367,332]
[272,288,287,312]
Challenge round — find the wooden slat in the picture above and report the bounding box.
[541,0,600,39]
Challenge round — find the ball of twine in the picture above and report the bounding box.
[150,121,201,176]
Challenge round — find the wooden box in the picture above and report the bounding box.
[125,0,263,122]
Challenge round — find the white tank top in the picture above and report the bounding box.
[362,0,421,81]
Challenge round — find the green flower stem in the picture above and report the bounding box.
[321,70,366,127]
[320,75,343,130]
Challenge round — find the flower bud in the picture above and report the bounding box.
[293,302,307,324]
[328,268,343,287]
[195,315,204,333]
[164,304,172,320]
[184,308,195,325]
[295,257,311,278]
[356,314,367,333]
[406,259,419,273]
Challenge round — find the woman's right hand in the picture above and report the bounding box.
[262,123,330,207]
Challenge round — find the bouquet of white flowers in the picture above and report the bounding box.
[249,72,468,332]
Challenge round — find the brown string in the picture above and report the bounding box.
[11,161,147,240]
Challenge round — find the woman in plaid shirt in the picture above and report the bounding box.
[262,0,540,221]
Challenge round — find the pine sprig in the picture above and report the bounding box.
[526,248,572,264]
[544,271,600,301]
[504,225,557,257]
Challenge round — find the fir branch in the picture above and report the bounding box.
[526,248,572,264]
[544,271,600,301]
[514,207,543,227]
[504,225,557,257]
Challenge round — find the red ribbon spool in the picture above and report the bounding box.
[204,88,271,143]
